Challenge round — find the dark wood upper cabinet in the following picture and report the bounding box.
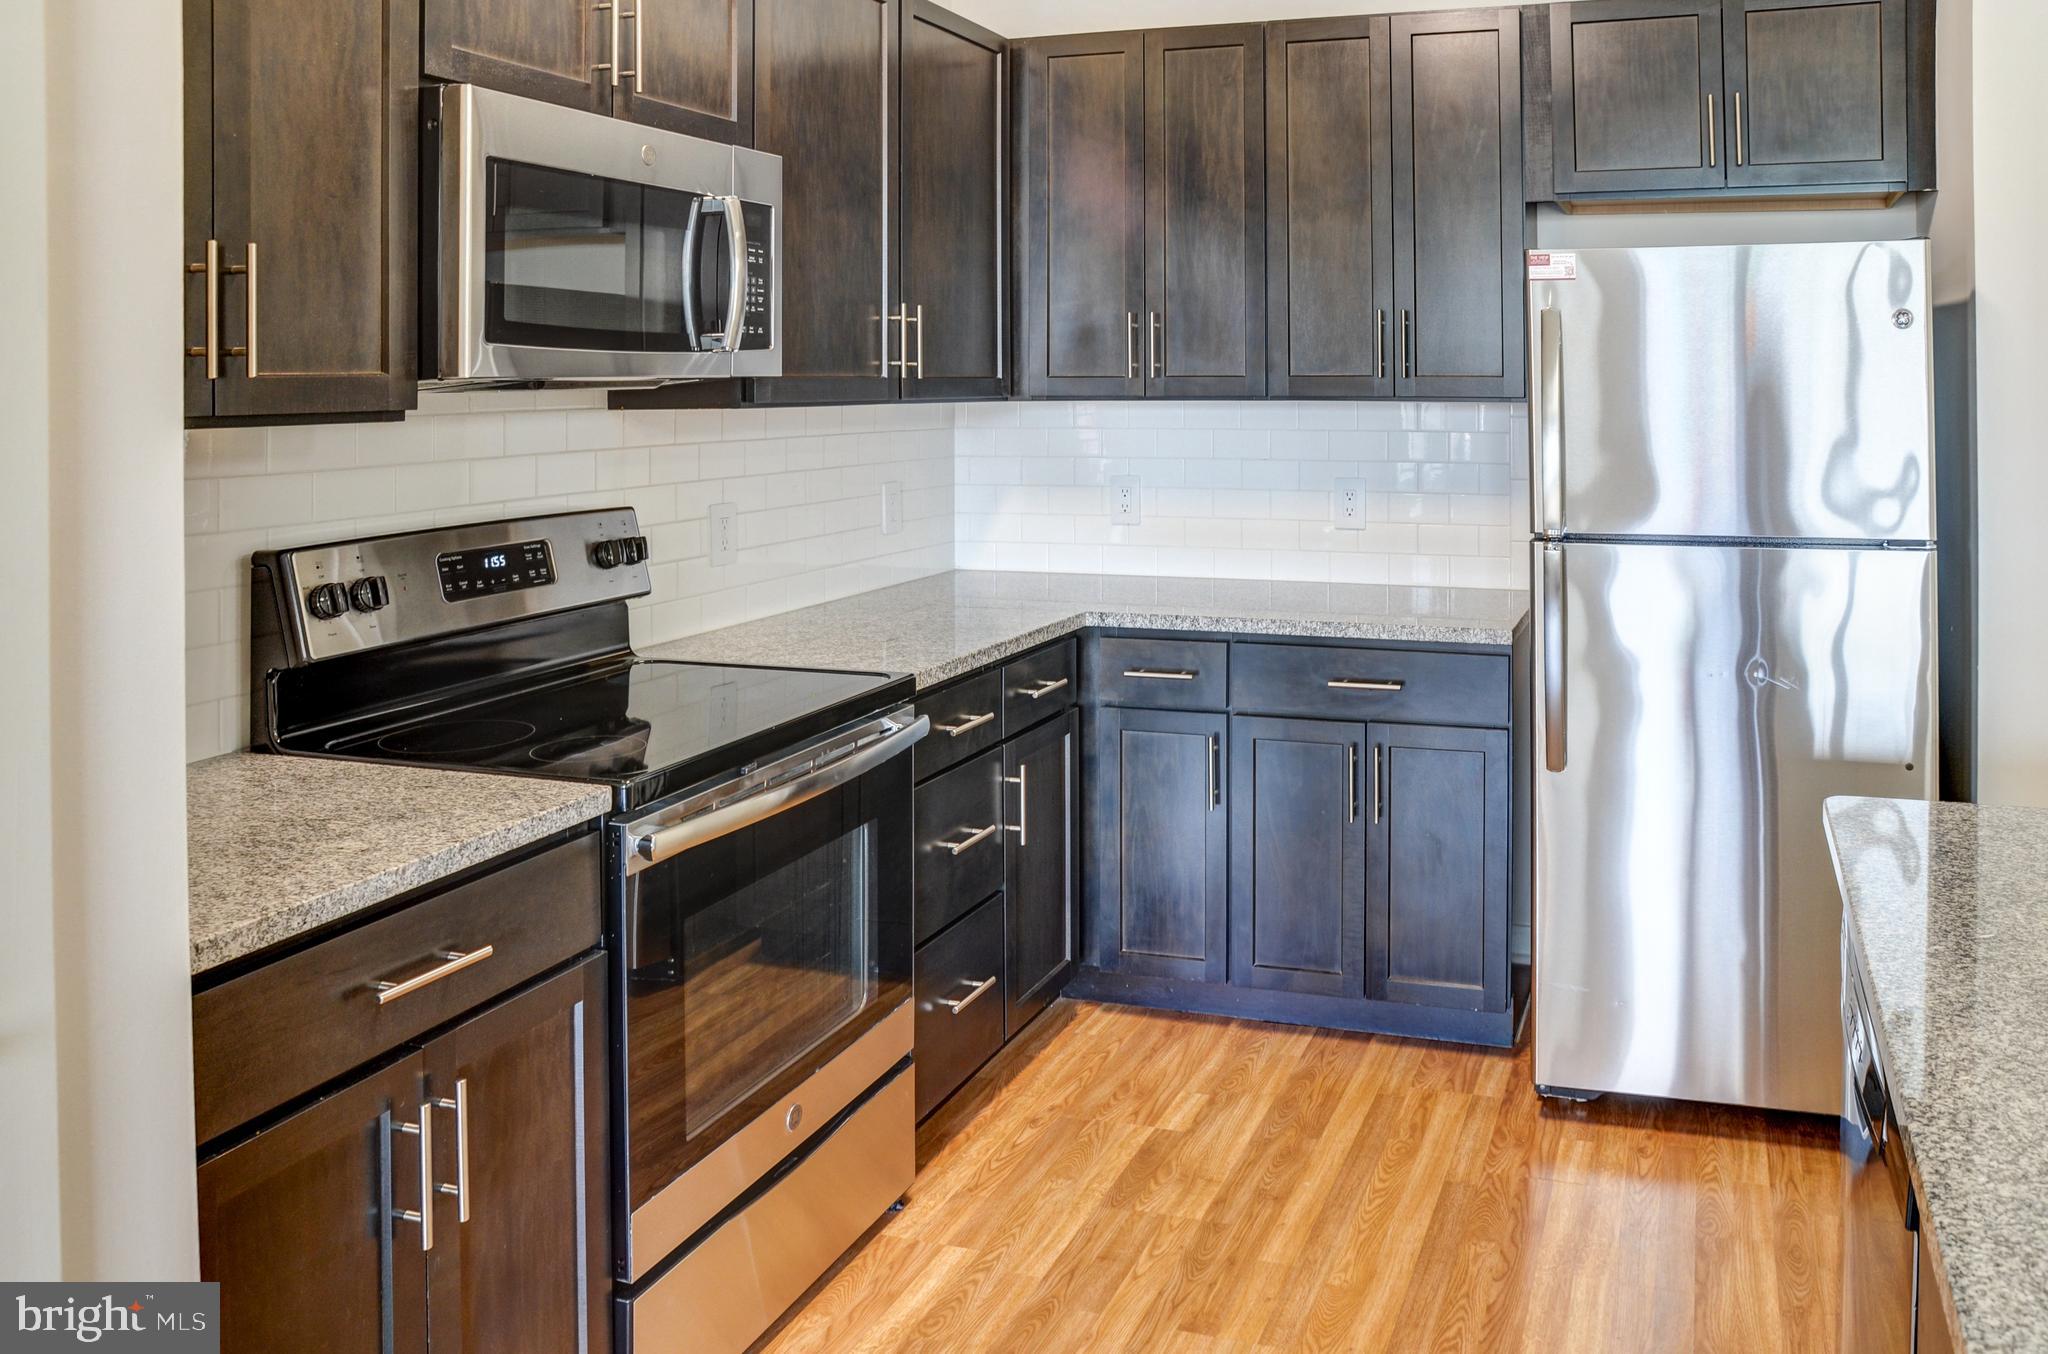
[1390,7,1526,401]
[1266,16,1394,399]
[1004,708,1078,1033]
[421,957,608,1354]
[189,0,417,422]
[1085,707,1229,982]
[1549,1,1725,193]
[1229,716,1366,999]
[423,0,611,116]
[748,0,899,404]
[1725,0,1907,187]
[616,0,755,143]
[1014,32,1146,399]
[199,1056,429,1354]
[1367,722,1509,1013]
[1145,24,1266,398]
[899,2,1008,400]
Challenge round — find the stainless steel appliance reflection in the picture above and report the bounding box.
[1527,241,1937,1115]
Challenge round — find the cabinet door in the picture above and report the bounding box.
[1390,8,1524,401]
[1085,708,1228,983]
[421,956,608,1354]
[1550,1,1725,194]
[1366,723,1509,1012]
[1229,716,1366,998]
[616,0,754,143]
[1014,33,1146,399]
[1005,709,1078,1033]
[1266,16,1394,399]
[749,0,900,404]
[207,0,417,420]
[1725,0,1907,187]
[423,0,610,116]
[899,1,1007,401]
[198,1055,429,1354]
[1145,25,1266,399]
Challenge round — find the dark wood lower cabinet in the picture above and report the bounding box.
[199,1056,429,1354]
[1005,708,1079,1033]
[1229,716,1366,999]
[1367,722,1511,1012]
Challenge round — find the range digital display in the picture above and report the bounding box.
[436,539,555,601]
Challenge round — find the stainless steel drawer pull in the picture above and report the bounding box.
[1348,744,1359,823]
[1373,745,1385,825]
[185,240,219,379]
[430,1078,471,1223]
[224,242,257,376]
[393,1110,434,1251]
[913,303,925,378]
[1208,734,1221,810]
[938,710,995,738]
[594,0,619,82]
[1005,767,1027,845]
[1126,312,1138,379]
[937,975,997,1014]
[1021,676,1069,700]
[940,824,999,856]
[1328,678,1405,693]
[370,946,495,1005]
[1122,668,1197,681]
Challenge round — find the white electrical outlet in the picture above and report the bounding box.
[709,502,738,566]
[881,480,904,536]
[1334,478,1367,529]
[1109,475,1142,526]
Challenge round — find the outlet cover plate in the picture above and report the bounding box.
[709,502,738,566]
[1109,475,1142,526]
[881,480,904,536]
[1334,478,1367,529]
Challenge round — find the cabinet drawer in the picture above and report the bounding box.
[1230,642,1508,726]
[914,747,1005,945]
[914,671,1004,780]
[914,895,1006,1119]
[192,834,602,1144]
[1001,639,1078,734]
[1090,636,1228,710]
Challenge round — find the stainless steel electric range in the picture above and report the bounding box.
[249,507,927,1354]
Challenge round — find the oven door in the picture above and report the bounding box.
[612,710,923,1281]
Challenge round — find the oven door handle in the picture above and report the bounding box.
[625,714,929,868]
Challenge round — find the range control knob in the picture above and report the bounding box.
[306,582,350,620]
[592,539,621,569]
[620,534,649,565]
[349,575,391,613]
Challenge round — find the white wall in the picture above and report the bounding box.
[3,0,198,1280]
[1972,3,2047,805]
[185,395,955,756]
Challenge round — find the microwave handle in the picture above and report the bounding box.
[708,194,748,353]
[624,714,929,867]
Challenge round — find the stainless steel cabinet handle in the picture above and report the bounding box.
[1122,668,1196,681]
[371,945,494,1005]
[1328,678,1404,693]
[890,303,913,375]
[1372,745,1384,824]
[1733,91,1745,166]
[430,1078,471,1223]
[1537,306,1564,536]
[940,823,999,856]
[1208,734,1221,810]
[594,0,618,82]
[1542,543,1568,773]
[913,303,925,378]
[393,1110,434,1251]
[1148,311,1162,379]
[1375,308,1386,381]
[1398,308,1411,380]
[224,242,257,375]
[1005,766,1027,845]
[938,710,995,738]
[1126,312,1138,379]
[185,240,219,379]
[1706,93,1717,168]
[1348,744,1358,824]
[936,975,997,1014]
[622,2,640,84]
[1021,676,1069,700]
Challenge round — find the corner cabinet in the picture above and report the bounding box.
[184,0,418,424]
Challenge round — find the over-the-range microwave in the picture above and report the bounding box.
[422,83,781,388]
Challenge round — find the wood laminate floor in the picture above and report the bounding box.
[762,1000,1846,1354]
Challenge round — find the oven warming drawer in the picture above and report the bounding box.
[618,1061,913,1354]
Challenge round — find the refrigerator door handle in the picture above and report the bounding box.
[1542,543,1567,773]
[1536,306,1565,536]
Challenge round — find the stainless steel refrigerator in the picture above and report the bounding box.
[1526,241,1937,1116]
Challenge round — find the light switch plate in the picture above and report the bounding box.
[709,502,738,566]
[1109,475,1142,526]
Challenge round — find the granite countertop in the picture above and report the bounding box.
[188,753,611,975]
[1824,796,2048,1353]
[644,570,1528,687]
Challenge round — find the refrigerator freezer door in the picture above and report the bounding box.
[1530,540,1935,1114]
[1527,241,1933,544]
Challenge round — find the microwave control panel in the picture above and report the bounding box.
[737,201,774,352]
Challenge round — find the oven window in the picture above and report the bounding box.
[484,158,697,352]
